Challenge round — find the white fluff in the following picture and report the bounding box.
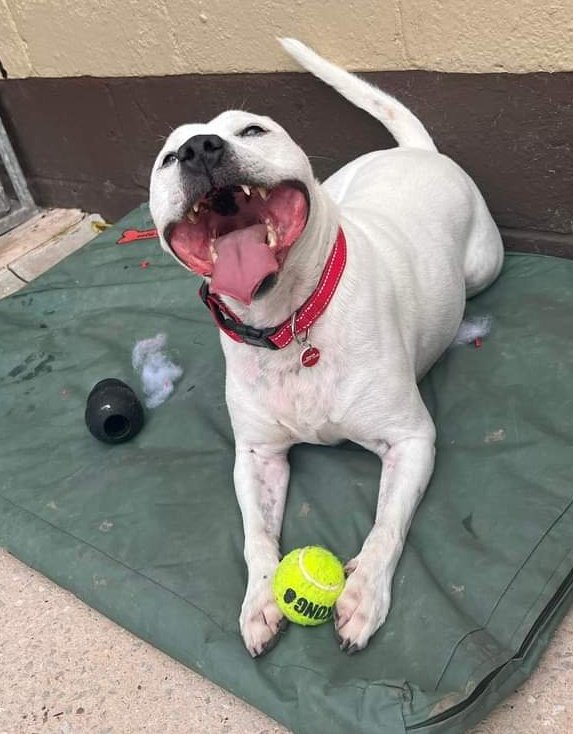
[453,315,493,345]
[132,333,183,408]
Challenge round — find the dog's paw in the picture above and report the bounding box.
[240,583,287,657]
[334,560,391,654]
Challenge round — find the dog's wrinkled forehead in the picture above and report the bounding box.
[157,111,277,153]
[153,110,312,178]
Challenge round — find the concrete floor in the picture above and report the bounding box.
[0,549,572,734]
[0,211,572,733]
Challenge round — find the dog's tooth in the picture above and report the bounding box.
[186,210,198,224]
[241,184,251,197]
[266,220,278,249]
[257,187,269,201]
[193,202,201,213]
[209,243,218,263]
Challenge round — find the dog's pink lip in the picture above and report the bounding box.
[166,181,309,303]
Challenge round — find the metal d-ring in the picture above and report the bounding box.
[291,311,310,347]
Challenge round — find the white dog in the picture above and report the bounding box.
[149,39,503,657]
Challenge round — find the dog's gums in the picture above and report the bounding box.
[168,182,309,304]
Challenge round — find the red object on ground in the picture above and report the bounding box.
[140,260,151,269]
[474,337,483,348]
[117,228,158,244]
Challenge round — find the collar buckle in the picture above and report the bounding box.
[231,322,279,349]
[199,282,279,349]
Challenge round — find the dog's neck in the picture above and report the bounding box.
[221,184,340,329]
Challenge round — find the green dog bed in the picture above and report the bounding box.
[1,204,572,734]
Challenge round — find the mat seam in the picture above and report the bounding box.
[433,495,573,692]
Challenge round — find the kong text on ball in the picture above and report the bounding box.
[85,378,144,444]
[273,546,345,626]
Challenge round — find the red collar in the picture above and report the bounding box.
[199,228,347,353]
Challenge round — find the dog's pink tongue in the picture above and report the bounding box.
[210,224,279,305]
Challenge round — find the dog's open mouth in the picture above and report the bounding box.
[167,182,309,304]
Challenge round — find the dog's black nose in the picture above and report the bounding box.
[177,134,226,173]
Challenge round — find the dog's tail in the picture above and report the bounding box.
[279,38,437,153]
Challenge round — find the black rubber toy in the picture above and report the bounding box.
[85,378,144,444]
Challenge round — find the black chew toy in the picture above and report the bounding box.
[85,379,144,444]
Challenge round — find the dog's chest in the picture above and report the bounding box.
[231,346,346,444]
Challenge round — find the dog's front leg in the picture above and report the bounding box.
[234,443,291,657]
[336,432,435,653]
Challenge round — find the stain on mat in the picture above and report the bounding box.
[462,513,478,539]
[6,352,55,381]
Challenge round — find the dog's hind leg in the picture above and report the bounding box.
[463,190,504,298]
[336,415,436,652]
[234,443,291,657]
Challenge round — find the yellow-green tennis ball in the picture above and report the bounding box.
[273,546,345,626]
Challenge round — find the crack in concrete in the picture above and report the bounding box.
[2,0,35,76]
[6,263,28,283]
[394,0,411,67]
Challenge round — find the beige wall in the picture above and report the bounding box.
[1,0,573,78]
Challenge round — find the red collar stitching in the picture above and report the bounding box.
[200,228,347,349]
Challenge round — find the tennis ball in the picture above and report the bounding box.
[273,546,345,626]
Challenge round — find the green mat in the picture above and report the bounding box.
[1,204,572,734]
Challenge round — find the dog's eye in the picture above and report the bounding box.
[238,125,267,138]
[162,152,178,167]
